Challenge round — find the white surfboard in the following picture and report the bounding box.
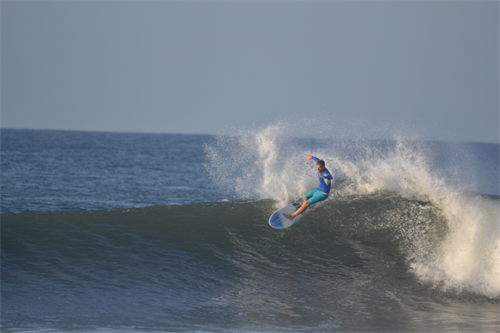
[269,203,304,229]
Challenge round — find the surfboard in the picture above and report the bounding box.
[269,203,304,229]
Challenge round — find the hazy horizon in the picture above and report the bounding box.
[2,1,498,143]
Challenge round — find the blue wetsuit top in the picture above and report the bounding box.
[311,156,333,194]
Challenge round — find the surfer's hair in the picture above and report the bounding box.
[316,160,325,168]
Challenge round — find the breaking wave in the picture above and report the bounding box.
[205,121,500,298]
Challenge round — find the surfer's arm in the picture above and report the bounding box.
[306,155,319,161]
[320,172,333,180]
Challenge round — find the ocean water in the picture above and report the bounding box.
[1,127,499,332]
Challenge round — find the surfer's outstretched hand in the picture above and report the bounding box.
[305,154,312,160]
[283,213,294,220]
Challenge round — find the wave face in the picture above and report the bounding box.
[2,199,499,331]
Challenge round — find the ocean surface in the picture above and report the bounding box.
[2,127,499,332]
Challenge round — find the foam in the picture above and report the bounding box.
[411,194,500,298]
[339,141,499,298]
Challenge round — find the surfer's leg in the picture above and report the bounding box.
[284,196,309,220]
[292,196,309,216]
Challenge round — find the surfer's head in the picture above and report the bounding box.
[316,160,326,172]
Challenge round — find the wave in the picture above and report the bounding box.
[3,196,498,302]
[204,122,500,298]
[3,196,498,330]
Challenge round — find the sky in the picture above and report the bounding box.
[1,1,499,143]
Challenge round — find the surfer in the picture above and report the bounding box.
[283,154,333,220]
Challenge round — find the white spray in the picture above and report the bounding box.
[205,122,500,298]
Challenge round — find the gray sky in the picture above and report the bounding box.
[2,1,498,143]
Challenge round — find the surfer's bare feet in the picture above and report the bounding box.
[283,213,294,220]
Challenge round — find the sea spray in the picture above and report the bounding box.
[359,141,500,298]
[205,123,321,206]
[334,141,499,298]
[205,122,500,298]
